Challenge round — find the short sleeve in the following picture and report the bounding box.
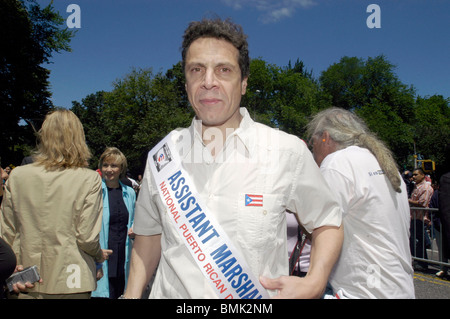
[133,159,163,236]
[286,140,342,233]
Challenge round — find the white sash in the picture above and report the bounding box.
[148,131,269,299]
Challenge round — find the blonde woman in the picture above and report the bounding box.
[92,147,135,299]
[1,109,111,299]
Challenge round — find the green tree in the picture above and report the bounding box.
[242,58,330,138]
[71,91,108,168]
[413,95,450,177]
[71,55,449,180]
[0,0,74,165]
[319,56,364,110]
[356,100,414,166]
[129,67,194,174]
[73,66,193,175]
[320,55,416,166]
[274,60,331,138]
[241,58,278,126]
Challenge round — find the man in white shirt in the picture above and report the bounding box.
[123,18,343,299]
[307,107,415,298]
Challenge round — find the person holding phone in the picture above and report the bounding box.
[1,109,111,299]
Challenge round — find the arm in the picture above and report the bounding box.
[408,197,425,207]
[0,174,16,247]
[76,174,108,262]
[260,224,343,298]
[409,185,433,208]
[123,234,161,299]
[0,167,6,197]
[305,224,343,295]
[259,141,343,298]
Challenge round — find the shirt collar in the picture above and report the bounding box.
[188,107,256,156]
[415,180,426,187]
[233,107,256,156]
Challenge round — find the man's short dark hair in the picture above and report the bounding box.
[181,17,250,79]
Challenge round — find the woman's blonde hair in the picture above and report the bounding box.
[98,147,128,179]
[307,107,402,193]
[33,109,91,170]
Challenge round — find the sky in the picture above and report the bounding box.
[37,0,450,109]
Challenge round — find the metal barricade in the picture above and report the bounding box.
[410,206,450,269]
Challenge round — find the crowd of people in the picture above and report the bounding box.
[1,17,449,300]
[403,167,450,277]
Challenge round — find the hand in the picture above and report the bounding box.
[1,167,7,180]
[10,265,43,294]
[128,228,136,239]
[96,268,104,281]
[259,275,325,299]
[99,249,113,263]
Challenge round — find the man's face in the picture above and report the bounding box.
[184,37,248,130]
[412,170,425,183]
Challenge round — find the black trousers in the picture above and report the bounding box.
[109,276,125,299]
[0,237,17,298]
[410,219,429,266]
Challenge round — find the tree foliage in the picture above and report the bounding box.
[72,66,194,175]
[70,55,449,180]
[0,0,74,165]
[413,95,450,176]
[320,55,418,166]
[242,58,330,137]
[2,6,448,181]
[71,91,108,168]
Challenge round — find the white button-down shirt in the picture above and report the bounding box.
[134,108,341,298]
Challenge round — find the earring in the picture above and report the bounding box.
[322,139,326,142]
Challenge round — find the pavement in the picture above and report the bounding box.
[414,264,450,299]
[413,238,450,299]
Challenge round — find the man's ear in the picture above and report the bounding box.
[321,131,331,143]
[241,77,248,95]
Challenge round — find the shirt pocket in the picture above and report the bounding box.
[237,193,284,250]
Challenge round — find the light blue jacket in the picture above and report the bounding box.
[91,180,136,298]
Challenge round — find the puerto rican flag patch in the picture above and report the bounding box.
[245,194,263,207]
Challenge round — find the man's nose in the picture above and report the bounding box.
[202,69,218,89]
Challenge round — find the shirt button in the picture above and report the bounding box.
[263,210,267,215]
